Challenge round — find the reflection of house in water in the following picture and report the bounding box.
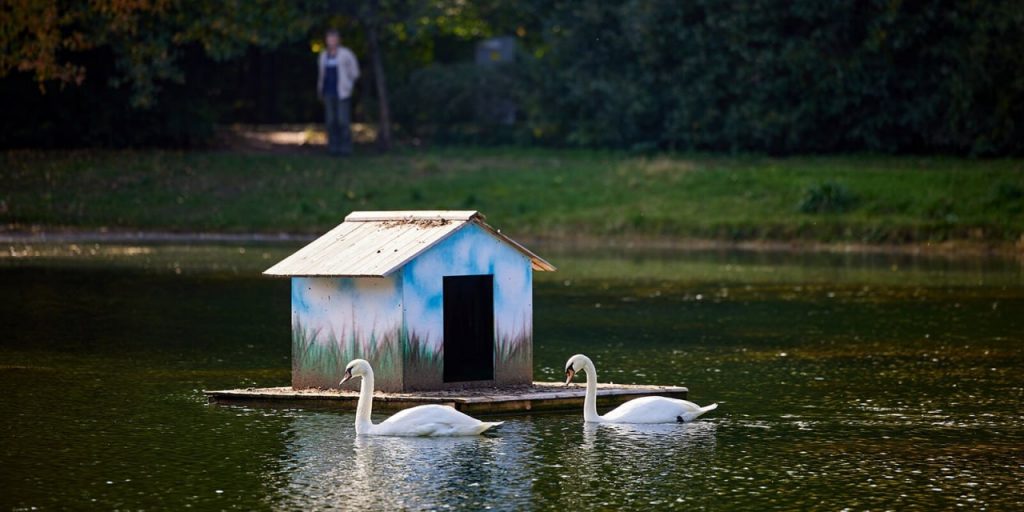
[562,422,719,507]
[264,211,555,392]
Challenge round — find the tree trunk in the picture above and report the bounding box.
[366,22,392,151]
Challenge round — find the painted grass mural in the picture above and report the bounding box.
[401,329,532,390]
[403,330,442,384]
[291,275,405,391]
[292,317,530,391]
[291,318,403,391]
[493,331,532,383]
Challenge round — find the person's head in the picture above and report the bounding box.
[325,29,340,50]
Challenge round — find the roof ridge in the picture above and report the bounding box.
[344,210,481,222]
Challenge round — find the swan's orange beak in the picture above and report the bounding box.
[339,368,353,385]
[564,367,576,386]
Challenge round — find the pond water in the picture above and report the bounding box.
[1,244,1022,510]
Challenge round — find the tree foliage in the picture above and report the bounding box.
[1,0,1022,154]
[0,0,314,107]
[521,0,1024,154]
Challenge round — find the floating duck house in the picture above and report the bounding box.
[264,211,555,392]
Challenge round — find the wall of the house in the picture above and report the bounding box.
[290,275,404,391]
[401,223,534,390]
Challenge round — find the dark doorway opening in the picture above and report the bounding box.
[443,274,494,382]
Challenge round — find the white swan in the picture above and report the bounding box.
[340,359,503,436]
[564,354,718,424]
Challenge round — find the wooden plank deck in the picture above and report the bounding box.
[204,382,688,415]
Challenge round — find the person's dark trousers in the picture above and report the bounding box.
[324,95,352,155]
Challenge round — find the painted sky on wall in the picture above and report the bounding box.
[291,274,403,342]
[402,223,533,353]
[291,223,532,354]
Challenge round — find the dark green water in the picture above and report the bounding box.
[2,244,1022,510]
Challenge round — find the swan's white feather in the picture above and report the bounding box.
[370,404,503,437]
[601,396,717,424]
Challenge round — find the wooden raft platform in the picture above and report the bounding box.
[204,382,688,415]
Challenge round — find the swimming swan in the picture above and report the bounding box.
[564,354,718,424]
[340,359,503,436]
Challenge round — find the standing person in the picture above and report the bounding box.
[317,29,360,156]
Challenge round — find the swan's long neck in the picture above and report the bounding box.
[354,368,375,434]
[582,359,601,423]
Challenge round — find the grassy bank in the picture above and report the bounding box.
[2,148,1022,245]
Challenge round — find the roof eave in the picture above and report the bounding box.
[472,218,556,272]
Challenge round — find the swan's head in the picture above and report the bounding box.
[340,358,372,385]
[564,354,591,385]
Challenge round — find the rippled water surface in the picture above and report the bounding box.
[1,245,1022,510]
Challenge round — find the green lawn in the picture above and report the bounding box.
[3,148,1022,244]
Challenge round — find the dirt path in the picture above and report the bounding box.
[0,230,312,244]
[213,123,380,154]
[3,229,1020,259]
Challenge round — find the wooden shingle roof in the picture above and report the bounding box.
[263,210,555,277]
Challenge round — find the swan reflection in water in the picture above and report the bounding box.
[264,411,719,509]
[266,411,534,510]
[553,420,719,508]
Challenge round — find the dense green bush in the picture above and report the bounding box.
[798,182,858,214]
[522,0,1024,155]
[987,182,1024,214]
[390,62,530,144]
